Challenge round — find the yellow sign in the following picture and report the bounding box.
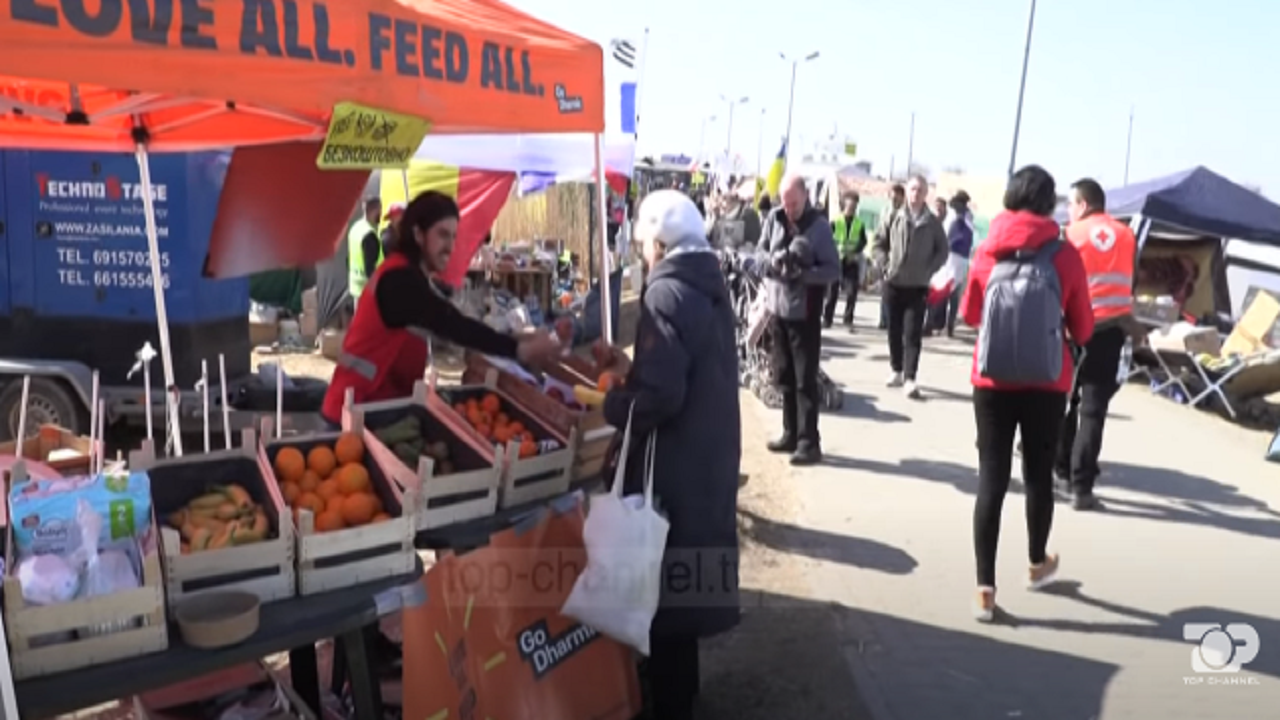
[316,102,431,170]
[843,141,858,156]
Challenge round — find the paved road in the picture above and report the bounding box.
[741,297,1280,720]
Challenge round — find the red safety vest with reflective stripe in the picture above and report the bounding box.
[1066,212,1136,322]
[321,253,431,423]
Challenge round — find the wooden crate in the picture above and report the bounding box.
[261,411,417,596]
[135,661,319,720]
[464,352,617,482]
[3,462,168,679]
[0,424,93,476]
[354,388,502,531]
[428,375,577,508]
[129,429,295,610]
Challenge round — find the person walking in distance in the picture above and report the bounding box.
[347,196,383,312]
[1055,179,1145,511]
[762,174,839,465]
[877,184,906,330]
[824,192,868,331]
[934,191,976,337]
[959,165,1094,621]
[934,196,949,223]
[872,175,948,399]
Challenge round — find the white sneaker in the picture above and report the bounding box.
[904,380,922,399]
[973,587,996,623]
[1028,554,1060,591]
[886,372,904,388]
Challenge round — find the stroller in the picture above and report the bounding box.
[720,248,844,412]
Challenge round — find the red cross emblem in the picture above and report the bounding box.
[1090,226,1116,252]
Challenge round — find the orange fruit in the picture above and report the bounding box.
[493,425,513,444]
[475,424,492,440]
[337,463,371,495]
[453,403,467,416]
[274,447,306,484]
[371,512,393,523]
[341,493,378,526]
[370,493,384,514]
[315,510,345,533]
[307,446,337,477]
[281,482,301,505]
[325,494,346,515]
[519,440,537,458]
[334,432,364,465]
[480,393,501,414]
[496,412,510,426]
[596,371,622,392]
[296,492,325,515]
[316,478,342,502]
[509,421,525,435]
[299,470,321,493]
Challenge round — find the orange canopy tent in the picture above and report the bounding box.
[0,0,606,454]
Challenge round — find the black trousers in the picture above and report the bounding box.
[1056,326,1125,494]
[776,299,823,447]
[973,388,1067,588]
[649,635,700,720]
[884,284,928,380]
[823,257,862,326]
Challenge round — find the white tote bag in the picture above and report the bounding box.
[561,406,670,656]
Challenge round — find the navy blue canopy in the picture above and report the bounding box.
[1057,167,1280,246]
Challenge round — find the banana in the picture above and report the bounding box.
[189,527,213,551]
[187,515,226,533]
[214,502,240,520]
[217,484,254,511]
[251,509,269,536]
[179,521,199,541]
[188,492,229,510]
[207,524,234,550]
[573,385,607,407]
[166,509,188,529]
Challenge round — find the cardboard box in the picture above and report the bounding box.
[1149,323,1222,357]
[299,312,318,340]
[1223,290,1280,357]
[319,329,344,360]
[250,321,278,348]
[301,287,318,313]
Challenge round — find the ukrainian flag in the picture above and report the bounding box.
[763,139,787,201]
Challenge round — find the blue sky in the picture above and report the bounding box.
[510,0,1278,195]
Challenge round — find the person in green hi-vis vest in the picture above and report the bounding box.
[347,196,383,308]
[823,192,868,330]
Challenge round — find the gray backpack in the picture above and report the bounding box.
[977,240,1065,384]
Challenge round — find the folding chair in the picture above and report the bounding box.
[1133,346,1191,398]
[1185,354,1248,419]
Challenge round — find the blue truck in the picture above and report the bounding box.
[0,150,256,440]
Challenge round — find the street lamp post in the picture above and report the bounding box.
[1007,0,1037,177]
[756,107,767,178]
[780,51,820,164]
[698,114,717,159]
[721,94,749,174]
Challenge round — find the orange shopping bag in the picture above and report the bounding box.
[402,495,643,720]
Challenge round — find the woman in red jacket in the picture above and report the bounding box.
[959,165,1094,622]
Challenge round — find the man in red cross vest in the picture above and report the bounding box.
[1055,178,1144,511]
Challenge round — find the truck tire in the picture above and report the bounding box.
[0,377,84,441]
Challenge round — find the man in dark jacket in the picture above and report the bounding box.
[762,174,840,465]
[598,189,741,720]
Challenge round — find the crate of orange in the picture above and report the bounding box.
[261,404,418,596]
[129,428,294,610]
[427,372,577,509]
[462,352,618,483]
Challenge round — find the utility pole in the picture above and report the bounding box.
[1007,0,1038,177]
[1124,107,1135,185]
[721,95,749,175]
[906,112,916,176]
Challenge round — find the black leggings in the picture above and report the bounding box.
[973,388,1067,588]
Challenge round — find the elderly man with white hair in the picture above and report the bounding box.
[759,173,840,465]
[594,189,742,720]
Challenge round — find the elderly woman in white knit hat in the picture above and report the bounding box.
[595,189,742,720]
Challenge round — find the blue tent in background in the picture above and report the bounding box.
[1056,166,1280,246]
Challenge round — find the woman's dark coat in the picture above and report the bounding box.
[603,249,742,640]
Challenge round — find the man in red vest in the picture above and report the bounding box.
[1055,179,1145,511]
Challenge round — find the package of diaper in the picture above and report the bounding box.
[9,471,153,560]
